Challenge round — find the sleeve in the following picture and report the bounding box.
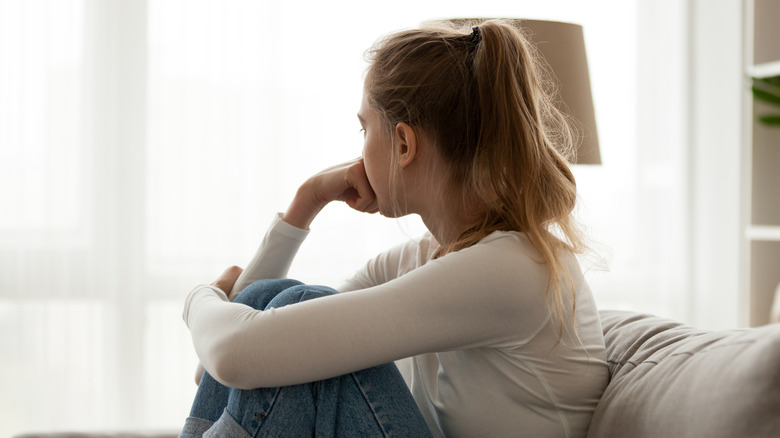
[183,235,551,390]
[228,213,310,300]
[337,232,438,292]
[337,244,400,292]
[189,213,309,384]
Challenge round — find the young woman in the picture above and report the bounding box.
[180,19,608,438]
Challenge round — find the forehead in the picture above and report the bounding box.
[358,90,376,121]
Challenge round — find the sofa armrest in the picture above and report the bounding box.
[587,310,780,438]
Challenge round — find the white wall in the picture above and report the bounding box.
[688,0,744,329]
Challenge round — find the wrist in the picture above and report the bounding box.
[282,180,325,230]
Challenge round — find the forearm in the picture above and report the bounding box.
[282,179,326,230]
[184,242,540,390]
[229,213,310,300]
[184,286,257,386]
[282,158,378,232]
[240,157,377,294]
[190,157,379,384]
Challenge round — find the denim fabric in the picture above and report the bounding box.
[180,279,432,438]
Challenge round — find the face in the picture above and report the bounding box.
[358,88,396,217]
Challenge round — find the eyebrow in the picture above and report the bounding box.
[357,113,366,124]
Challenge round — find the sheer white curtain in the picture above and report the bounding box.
[0,0,698,434]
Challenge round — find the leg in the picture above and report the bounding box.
[217,360,430,437]
[312,363,434,437]
[180,279,305,437]
[184,281,432,437]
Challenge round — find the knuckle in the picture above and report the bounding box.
[225,266,242,277]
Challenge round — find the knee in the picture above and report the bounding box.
[266,284,338,309]
[233,279,304,309]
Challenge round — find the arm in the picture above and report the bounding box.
[230,158,376,299]
[282,157,378,230]
[338,232,439,292]
[227,214,310,300]
[191,158,378,383]
[184,235,552,390]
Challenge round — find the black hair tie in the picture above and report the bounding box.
[470,26,481,47]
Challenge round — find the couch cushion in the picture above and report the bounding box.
[587,310,780,438]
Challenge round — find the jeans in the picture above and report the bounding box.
[179,279,432,438]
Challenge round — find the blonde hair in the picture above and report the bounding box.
[365,19,585,337]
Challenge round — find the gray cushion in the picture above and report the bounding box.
[587,310,780,438]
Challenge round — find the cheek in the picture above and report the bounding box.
[363,139,394,208]
[363,138,387,184]
[363,155,385,196]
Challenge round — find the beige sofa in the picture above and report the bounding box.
[16,311,780,438]
[588,310,779,437]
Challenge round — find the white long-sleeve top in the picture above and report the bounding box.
[183,214,608,437]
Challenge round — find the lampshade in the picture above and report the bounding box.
[443,19,602,165]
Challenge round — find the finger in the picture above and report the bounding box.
[345,164,376,211]
[212,266,243,292]
[360,197,380,214]
[220,265,243,281]
[346,186,377,212]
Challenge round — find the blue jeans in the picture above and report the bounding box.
[180,279,432,438]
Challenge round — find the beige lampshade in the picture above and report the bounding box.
[443,18,602,165]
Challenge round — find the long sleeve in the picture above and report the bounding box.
[183,227,557,390]
[337,232,439,292]
[188,213,309,383]
[183,217,608,438]
[228,213,310,300]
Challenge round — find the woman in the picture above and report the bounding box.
[181,19,608,437]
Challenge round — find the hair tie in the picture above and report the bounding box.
[470,26,481,47]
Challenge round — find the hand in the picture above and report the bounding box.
[283,158,378,229]
[310,157,378,212]
[211,265,243,296]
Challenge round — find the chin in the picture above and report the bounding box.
[377,197,411,219]
[378,206,410,219]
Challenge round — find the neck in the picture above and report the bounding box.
[398,139,486,250]
[417,190,483,251]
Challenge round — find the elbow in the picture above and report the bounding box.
[207,348,240,387]
[194,362,204,385]
[204,342,255,390]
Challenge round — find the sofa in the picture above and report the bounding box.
[588,310,779,437]
[15,310,780,438]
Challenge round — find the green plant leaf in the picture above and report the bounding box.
[758,114,780,126]
[756,75,780,88]
[752,86,780,107]
[751,76,780,126]
[753,76,780,92]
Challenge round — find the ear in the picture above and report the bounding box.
[395,122,418,169]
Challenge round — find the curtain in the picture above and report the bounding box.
[0,0,697,433]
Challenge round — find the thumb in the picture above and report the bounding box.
[212,266,243,294]
[344,159,378,212]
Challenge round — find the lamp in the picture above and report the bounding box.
[443,19,601,165]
